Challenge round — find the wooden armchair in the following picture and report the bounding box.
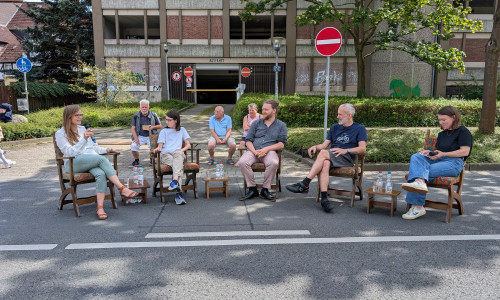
[316,154,365,207]
[150,134,200,202]
[238,147,282,198]
[53,133,118,217]
[405,130,465,223]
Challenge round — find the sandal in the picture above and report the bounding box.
[207,158,215,165]
[118,185,139,198]
[96,206,108,220]
[227,158,235,165]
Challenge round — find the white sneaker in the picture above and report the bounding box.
[3,164,10,169]
[5,159,16,165]
[402,206,426,220]
[402,181,428,194]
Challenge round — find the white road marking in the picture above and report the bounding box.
[317,39,341,45]
[66,234,500,250]
[145,230,311,239]
[0,244,58,251]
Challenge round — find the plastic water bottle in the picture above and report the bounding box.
[215,161,221,178]
[301,146,307,158]
[138,165,144,185]
[385,171,393,193]
[219,161,224,178]
[133,165,139,184]
[374,171,383,192]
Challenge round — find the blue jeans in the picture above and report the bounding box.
[405,153,464,206]
[65,154,116,193]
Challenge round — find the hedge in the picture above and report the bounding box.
[233,93,500,128]
[0,100,190,141]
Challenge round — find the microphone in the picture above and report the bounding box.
[83,123,96,143]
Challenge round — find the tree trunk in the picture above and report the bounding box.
[355,42,366,97]
[479,4,500,134]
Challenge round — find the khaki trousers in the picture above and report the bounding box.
[160,151,186,178]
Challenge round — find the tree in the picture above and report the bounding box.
[479,3,500,134]
[240,0,483,97]
[19,0,94,83]
[71,60,140,107]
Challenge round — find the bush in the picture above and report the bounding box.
[1,100,190,141]
[234,93,500,128]
[286,128,500,163]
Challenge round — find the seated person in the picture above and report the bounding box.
[0,125,15,168]
[153,109,191,205]
[286,103,367,213]
[55,105,138,220]
[130,99,162,166]
[0,103,13,123]
[207,105,236,165]
[239,100,287,202]
[401,106,472,220]
[239,103,262,149]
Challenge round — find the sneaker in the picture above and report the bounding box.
[286,182,309,193]
[130,159,139,167]
[402,206,426,220]
[402,181,428,194]
[168,180,181,191]
[321,199,334,212]
[175,192,186,205]
[5,159,15,165]
[3,164,11,169]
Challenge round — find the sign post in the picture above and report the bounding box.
[16,57,32,114]
[315,27,342,140]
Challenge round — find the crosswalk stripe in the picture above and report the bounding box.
[145,230,311,238]
[65,234,500,250]
[0,244,58,251]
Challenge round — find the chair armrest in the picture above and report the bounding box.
[185,148,200,164]
[101,152,119,172]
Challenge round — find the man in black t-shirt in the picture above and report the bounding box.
[286,103,367,212]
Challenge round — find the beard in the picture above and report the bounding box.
[263,113,273,120]
[338,117,348,125]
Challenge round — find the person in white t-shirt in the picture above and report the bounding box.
[153,109,191,205]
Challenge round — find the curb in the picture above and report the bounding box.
[282,150,500,171]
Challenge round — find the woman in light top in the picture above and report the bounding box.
[239,103,263,149]
[153,109,191,205]
[55,105,138,220]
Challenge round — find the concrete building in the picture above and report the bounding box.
[91,0,497,103]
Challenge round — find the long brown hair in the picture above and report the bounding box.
[166,109,181,131]
[438,106,462,130]
[63,105,81,145]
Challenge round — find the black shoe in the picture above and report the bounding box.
[240,188,259,201]
[260,188,275,202]
[321,199,334,213]
[286,182,309,193]
[130,159,139,167]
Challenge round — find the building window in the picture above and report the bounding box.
[103,15,116,39]
[147,15,160,40]
[455,0,495,14]
[118,15,144,39]
[274,15,286,38]
[230,15,286,40]
[230,16,243,39]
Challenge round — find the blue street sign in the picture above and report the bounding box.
[16,58,32,73]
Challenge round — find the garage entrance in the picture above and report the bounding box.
[195,64,240,104]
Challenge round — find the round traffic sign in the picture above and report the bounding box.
[172,71,181,81]
[315,27,342,56]
[185,76,192,84]
[16,58,32,73]
[241,67,251,78]
[184,67,193,77]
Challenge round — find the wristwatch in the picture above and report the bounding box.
[347,148,351,154]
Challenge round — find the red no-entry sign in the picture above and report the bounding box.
[315,27,342,56]
[241,67,251,78]
[184,67,193,77]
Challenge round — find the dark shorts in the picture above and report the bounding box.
[241,137,246,141]
[329,151,354,168]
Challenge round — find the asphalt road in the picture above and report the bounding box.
[0,105,499,299]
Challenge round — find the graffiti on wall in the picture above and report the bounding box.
[389,79,420,97]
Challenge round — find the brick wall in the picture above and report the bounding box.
[182,16,208,39]
[210,16,223,39]
[167,16,179,39]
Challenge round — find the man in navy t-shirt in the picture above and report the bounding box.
[286,103,367,212]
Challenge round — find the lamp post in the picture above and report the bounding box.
[270,37,284,101]
[163,42,170,101]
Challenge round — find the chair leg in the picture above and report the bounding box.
[59,188,70,210]
[70,187,80,217]
[108,182,118,209]
[159,175,165,203]
[193,172,198,199]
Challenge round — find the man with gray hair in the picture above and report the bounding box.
[208,105,237,165]
[286,103,367,212]
[130,99,162,166]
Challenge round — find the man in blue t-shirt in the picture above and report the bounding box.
[286,103,367,213]
[207,106,237,165]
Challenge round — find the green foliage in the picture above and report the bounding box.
[234,93,500,128]
[240,0,483,96]
[71,60,139,107]
[1,100,190,141]
[286,128,500,163]
[10,82,77,100]
[19,0,94,83]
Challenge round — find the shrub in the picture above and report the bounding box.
[234,93,500,128]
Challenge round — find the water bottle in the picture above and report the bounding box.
[219,161,224,178]
[374,171,383,192]
[385,171,393,193]
[138,164,144,185]
[301,146,307,158]
[215,161,221,178]
[133,164,139,184]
